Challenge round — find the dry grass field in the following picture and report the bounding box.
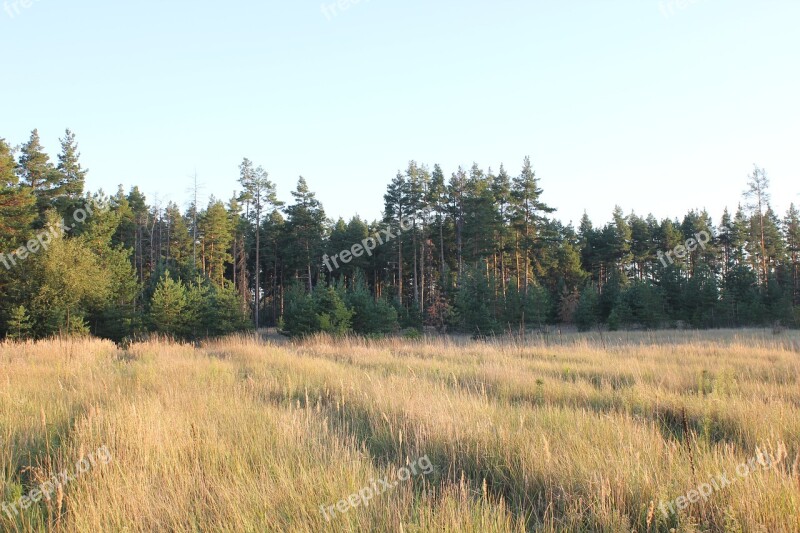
[1,330,799,532]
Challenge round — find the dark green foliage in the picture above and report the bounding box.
[148,272,187,337]
[282,282,357,337]
[5,305,32,341]
[346,272,398,335]
[455,263,497,335]
[610,281,666,329]
[313,284,354,336]
[524,285,552,327]
[147,272,251,340]
[282,285,320,337]
[574,285,600,332]
[1,130,798,341]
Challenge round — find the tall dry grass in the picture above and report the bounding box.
[0,330,798,532]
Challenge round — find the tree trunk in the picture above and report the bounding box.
[255,217,260,330]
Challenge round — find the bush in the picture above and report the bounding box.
[313,285,353,336]
[282,285,320,337]
[147,272,252,340]
[347,282,398,335]
[282,283,354,338]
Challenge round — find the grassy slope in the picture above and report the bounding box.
[0,331,798,532]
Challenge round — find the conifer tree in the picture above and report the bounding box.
[54,129,87,214]
[384,171,409,303]
[510,157,554,295]
[743,166,771,285]
[0,137,35,253]
[491,164,513,297]
[149,272,187,337]
[428,164,449,289]
[784,204,800,306]
[284,177,325,292]
[199,199,233,287]
[6,305,32,340]
[18,129,59,222]
[238,160,280,328]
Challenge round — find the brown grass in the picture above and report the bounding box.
[0,330,798,532]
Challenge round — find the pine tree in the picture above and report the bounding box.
[743,166,771,285]
[510,157,554,295]
[574,284,600,332]
[6,305,32,340]
[463,163,496,265]
[447,167,467,283]
[284,177,325,292]
[18,129,59,223]
[346,271,398,335]
[149,272,187,337]
[578,212,598,281]
[610,206,633,276]
[163,202,193,275]
[731,205,749,266]
[454,262,496,335]
[54,129,87,215]
[238,160,281,328]
[198,199,233,287]
[762,207,785,276]
[0,137,35,253]
[227,194,250,314]
[718,208,734,276]
[784,204,800,306]
[384,171,409,303]
[491,164,513,297]
[628,213,652,280]
[313,284,353,336]
[427,164,449,289]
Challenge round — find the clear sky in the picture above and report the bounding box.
[1,0,798,227]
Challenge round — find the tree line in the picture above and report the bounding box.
[1,129,798,341]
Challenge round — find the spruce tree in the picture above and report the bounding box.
[149,272,188,337]
[6,305,32,341]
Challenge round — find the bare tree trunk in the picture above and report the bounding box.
[420,221,426,315]
[412,220,419,306]
[255,218,260,330]
[439,215,445,289]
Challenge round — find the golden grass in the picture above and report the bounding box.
[0,330,798,532]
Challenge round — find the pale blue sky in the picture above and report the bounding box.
[1,0,798,226]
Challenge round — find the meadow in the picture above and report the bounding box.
[0,330,798,532]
